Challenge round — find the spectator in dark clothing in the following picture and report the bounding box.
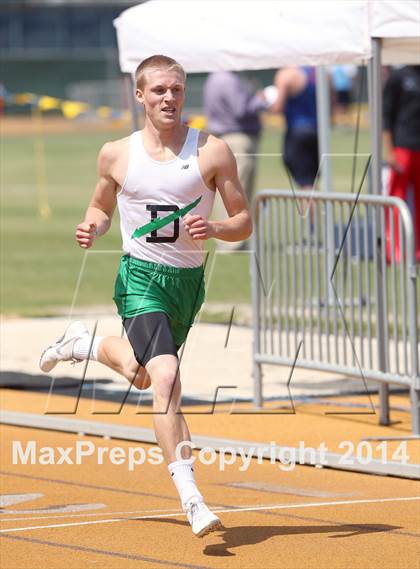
[383,65,420,263]
[271,66,319,190]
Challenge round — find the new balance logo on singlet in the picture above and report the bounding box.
[181,164,190,169]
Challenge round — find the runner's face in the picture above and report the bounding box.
[137,68,185,128]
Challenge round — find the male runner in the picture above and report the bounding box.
[39,55,252,537]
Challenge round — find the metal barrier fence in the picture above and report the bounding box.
[251,190,419,434]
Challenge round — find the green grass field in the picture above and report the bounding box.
[1,121,371,316]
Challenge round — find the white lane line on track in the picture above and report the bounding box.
[1,496,419,534]
[0,507,183,523]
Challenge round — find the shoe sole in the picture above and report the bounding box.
[195,518,223,538]
[39,333,66,373]
[39,322,87,373]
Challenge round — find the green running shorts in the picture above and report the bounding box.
[113,255,205,347]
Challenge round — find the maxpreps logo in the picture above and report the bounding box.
[12,440,164,471]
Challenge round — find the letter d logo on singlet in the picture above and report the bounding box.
[131,196,202,244]
[146,204,179,243]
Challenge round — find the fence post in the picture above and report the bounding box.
[251,200,263,408]
[369,40,389,425]
[405,214,420,434]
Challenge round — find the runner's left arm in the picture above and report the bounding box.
[184,138,252,242]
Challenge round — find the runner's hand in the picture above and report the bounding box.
[183,214,214,240]
[76,221,97,249]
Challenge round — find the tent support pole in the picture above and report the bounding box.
[315,65,332,195]
[316,65,334,304]
[125,73,139,132]
[369,38,389,426]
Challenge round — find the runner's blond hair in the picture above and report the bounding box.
[135,55,186,89]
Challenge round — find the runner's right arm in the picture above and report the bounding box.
[76,143,118,249]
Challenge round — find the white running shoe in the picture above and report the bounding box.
[39,321,89,373]
[185,499,222,537]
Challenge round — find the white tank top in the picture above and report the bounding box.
[117,127,215,268]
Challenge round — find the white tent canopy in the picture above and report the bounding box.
[372,0,420,64]
[114,0,420,75]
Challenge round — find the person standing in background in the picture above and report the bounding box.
[383,65,420,263]
[203,71,267,247]
[271,66,319,191]
[330,65,357,125]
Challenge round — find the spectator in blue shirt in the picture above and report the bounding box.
[330,65,357,125]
